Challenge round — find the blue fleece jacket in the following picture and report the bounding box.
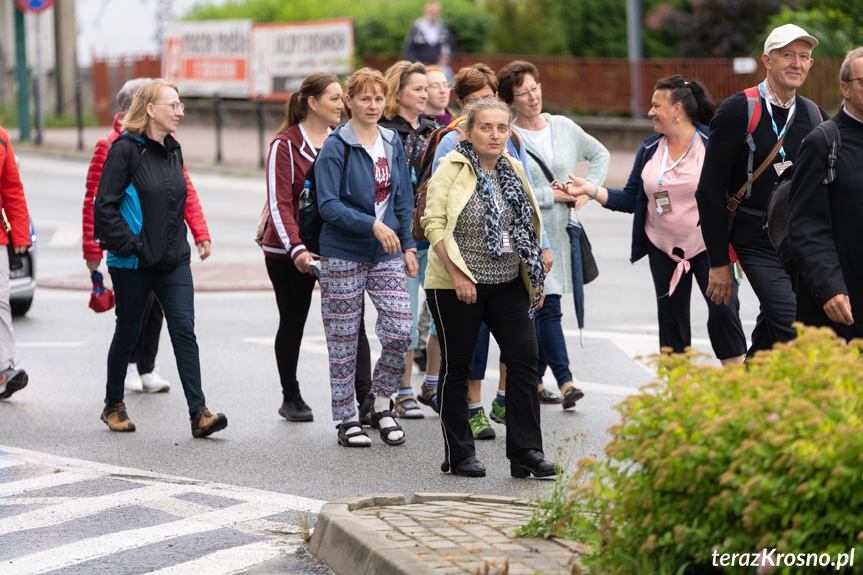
[603,124,709,263]
[315,122,417,263]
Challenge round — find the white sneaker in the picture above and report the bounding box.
[124,364,143,392]
[140,369,170,393]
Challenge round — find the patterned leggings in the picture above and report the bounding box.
[320,256,412,421]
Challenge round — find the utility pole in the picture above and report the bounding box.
[626,0,644,118]
[14,5,31,142]
[54,0,77,116]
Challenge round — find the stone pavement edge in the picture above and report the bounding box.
[309,493,587,575]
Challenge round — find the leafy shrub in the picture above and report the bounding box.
[521,325,863,574]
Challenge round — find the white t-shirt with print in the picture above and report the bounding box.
[363,135,392,221]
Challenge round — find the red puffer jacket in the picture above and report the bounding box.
[82,112,210,261]
[0,126,30,248]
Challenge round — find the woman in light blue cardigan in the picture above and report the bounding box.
[498,61,610,410]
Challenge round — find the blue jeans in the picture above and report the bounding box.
[106,264,206,416]
[535,294,572,386]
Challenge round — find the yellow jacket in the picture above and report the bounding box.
[421,149,543,303]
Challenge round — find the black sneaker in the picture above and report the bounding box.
[0,368,27,399]
[278,396,314,422]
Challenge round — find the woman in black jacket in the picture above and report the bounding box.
[94,79,227,438]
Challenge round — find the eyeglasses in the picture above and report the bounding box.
[776,52,811,64]
[844,76,863,87]
[513,84,542,99]
[428,82,451,91]
[461,95,495,105]
[154,102,185,113]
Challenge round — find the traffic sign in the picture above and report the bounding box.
[16,0,55,13]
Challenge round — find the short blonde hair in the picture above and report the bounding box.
[383,60,427,120]
[122,79,179,136]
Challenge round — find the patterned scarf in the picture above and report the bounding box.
[455,139,545,316]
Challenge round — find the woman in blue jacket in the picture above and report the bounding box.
[561,76,745,365]
[315,68,419,447]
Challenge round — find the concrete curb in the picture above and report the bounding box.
[309,493,532,575]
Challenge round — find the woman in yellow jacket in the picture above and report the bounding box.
[422,99,558,478]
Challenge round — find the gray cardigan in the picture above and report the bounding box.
[517,114,609,295]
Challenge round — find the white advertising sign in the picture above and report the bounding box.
[251,19,354,99]
[163,20,252,98]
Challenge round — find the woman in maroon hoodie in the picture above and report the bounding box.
[82,78,210,395]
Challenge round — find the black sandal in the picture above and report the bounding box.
[369,408,406,446]
[336,421,370,448]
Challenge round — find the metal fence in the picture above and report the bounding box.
[91,55,162,125]
[90,52,846,128]
[363,53,846,115]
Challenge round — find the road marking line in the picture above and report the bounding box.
[4,501,298,575]
[0,497,77,506]
[0,483,190,536]
[0,459,25,470]
[0,445,325,513]
[0,470,89,498]
[16,342,86,348]
[46,224,82,248]
[145,540,299,575]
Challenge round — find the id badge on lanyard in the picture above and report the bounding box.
[760,82,796,176]
[655,132,698,215]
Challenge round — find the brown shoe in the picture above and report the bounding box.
[191,407,228,438]
[101,402,136,432]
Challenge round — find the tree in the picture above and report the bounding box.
[489,0,568,56]
[764,2,863,58]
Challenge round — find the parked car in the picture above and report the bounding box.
[5,214,36,317]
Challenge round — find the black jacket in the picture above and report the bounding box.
[789,109,863,340]
[94,132,190,272]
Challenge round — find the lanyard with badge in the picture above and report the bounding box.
[759,82,796,176]
[655,131,699,215]
[485,177,514,253]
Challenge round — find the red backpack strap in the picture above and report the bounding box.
[744,86,761,136]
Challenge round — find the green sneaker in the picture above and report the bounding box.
[490,398,506,424]
[469,409,496,440]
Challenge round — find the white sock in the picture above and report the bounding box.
[340,416,370,446]
[374,395,404,443]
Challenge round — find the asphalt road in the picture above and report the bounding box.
[3,152,762,501]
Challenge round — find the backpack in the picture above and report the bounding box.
[410,116,523,242]
[765,120,841,275]
[297,140,349,255]
[739,86,823,201]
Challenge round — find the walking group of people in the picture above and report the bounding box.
[3,20,850,480]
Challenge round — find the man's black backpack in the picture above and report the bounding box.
[297,141,349,255]
[765,120,841,275]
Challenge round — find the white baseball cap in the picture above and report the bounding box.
[764,24,818,54]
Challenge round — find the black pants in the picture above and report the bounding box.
[428,279,542,467]
[130,292,162,374]
[646,242,747,359]
[265,256,371,402]
[107,264,205,417]
[731,213,796,357]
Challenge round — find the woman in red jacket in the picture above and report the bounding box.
[82,78,211,394]
[260,72,376,423]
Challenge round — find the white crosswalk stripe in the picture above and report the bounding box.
[0,446,327,575]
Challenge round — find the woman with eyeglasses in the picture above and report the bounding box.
[94,79,227,438]
[425,65,453,126]
[498,61,610,410]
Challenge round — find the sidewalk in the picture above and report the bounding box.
[310,493,586,575]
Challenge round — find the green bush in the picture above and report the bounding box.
[521,325,863,574]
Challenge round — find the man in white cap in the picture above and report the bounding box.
[695,24,828,358]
